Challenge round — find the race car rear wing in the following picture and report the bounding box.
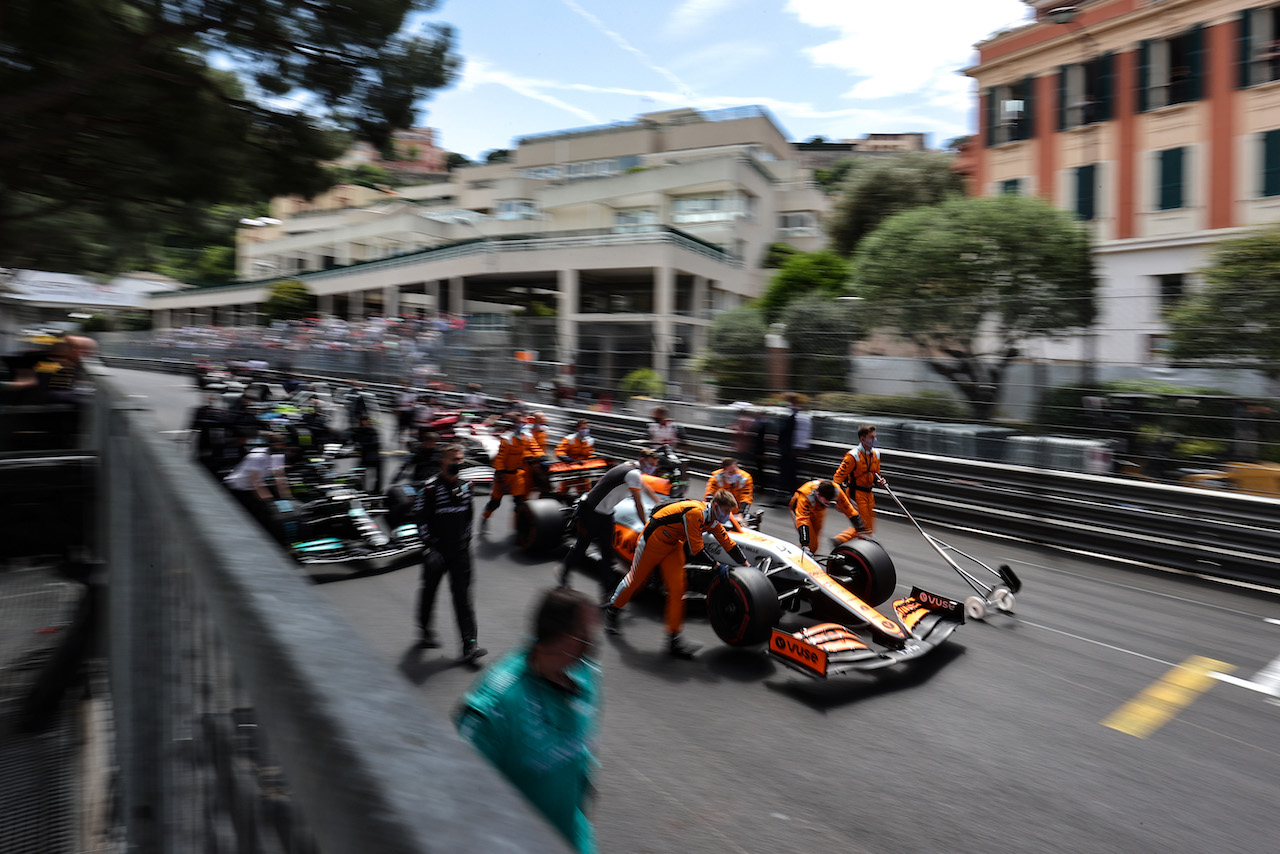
[768,587,963,678]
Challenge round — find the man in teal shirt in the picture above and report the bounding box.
[456,588,602,854]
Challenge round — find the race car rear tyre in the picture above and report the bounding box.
[384,483,418,528]
[707,567,781,646]
[829,539,897,607]
[515,498,568,554]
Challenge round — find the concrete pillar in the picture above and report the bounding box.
[318,293,333,317]
[653,265,675,381]
[766,322,790,395]
[157,309,170,330]
[350,289,364,320]
[429,280,442,316]
[557,268,579,366]
[691,276,710,353]
[449,276,465,316]
[384,285,400,319]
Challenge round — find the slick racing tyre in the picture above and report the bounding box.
[829,539,897,607]
[384,483,418,529]
[707,567,781,646]
[515,498,569,554]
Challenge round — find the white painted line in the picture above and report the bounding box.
[1250,651,1280,695]
[1018,619,1174,666]
[1266,618,1280,626]
[1210,672,1280,697]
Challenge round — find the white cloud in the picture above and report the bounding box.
[457,58,601,123]
[665,0,738,39]
[785,0,1028,102]
[667,40,774,86]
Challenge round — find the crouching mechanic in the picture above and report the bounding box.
[703,457,754,527]
[557,454,661,588]
[789,479,866,556]
[602,489,749,659]
[414,444,487,664]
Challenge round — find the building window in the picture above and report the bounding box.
[1157,148,1185,210]
[1240,5,1280,87]
[1058,54,1114,129]
[497,199,538,220]
[777,212,816,234]
[1000,179,1022,195]
[1157,274,1185,318]
[614,208,657,232]
[1074,164,1097,221]
[1138,26,1204,111]
[672,196,732,223]
[985,77,1036,146]
[1263,129,1280,197]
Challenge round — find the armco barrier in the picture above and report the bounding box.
[106,356,1280,591]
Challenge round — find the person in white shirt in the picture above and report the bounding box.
[223,433,293,534]
[647,406,683,448]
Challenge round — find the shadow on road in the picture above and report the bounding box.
[397,644,483,685]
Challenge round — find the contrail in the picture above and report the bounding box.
[561,0,699,100]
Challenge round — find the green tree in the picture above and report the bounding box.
[446,152,472,171]
[262,279,316,323]
[854,194,1097,420]
[702,305,768,401]
[484,149,513,164]
[761,242,801,269]
[780,295,859,395]
[827,152,964,255]
[758,250,851,322]
[813,158,865,195]
[619,368,665,400]
[0,0,460,275]
[1168,226,1280,379]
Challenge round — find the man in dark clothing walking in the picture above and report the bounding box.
[349,415,383,495]
[413,444,487,664]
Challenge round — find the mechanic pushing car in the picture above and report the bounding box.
[554,419,598,496]
[481,418,532,532]
[790,479,866,555]
[602,489,749,659]
[703,457,754,520]
[833,424,886,535]
[557,451,662,589]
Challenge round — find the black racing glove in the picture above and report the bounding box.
[798,524,811,549]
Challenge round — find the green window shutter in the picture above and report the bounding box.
[1076,165,1096,220]
[985,88,996,147]
[1239,10,1253,89]
[1058,66,1068,130]
[1097,54,1115,122]
[1159,147,1185,210]
[1138,40,1150,112]
[1188,24,1205,101]
[1022,76,1036,140]
[1263,130,1280,197]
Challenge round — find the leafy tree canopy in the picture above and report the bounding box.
[702,305,769,401]
[1168,226,1280,379]
[854,194,1097,420]
[827,152,964,255]
[780,295,860,395]
[484,149,513,164]
[758,250,851,322]
[812,157,865,195]
[761,242,802,269]
[0,0,460,274]
[263,279,316,322]
[445,152,473,171]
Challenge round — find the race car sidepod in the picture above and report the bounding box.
[768,586,964,678]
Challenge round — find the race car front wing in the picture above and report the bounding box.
[768,587,964,677]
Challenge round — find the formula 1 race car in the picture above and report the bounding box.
[520,485,965,676]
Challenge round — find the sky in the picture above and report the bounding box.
[409,0,1035,160]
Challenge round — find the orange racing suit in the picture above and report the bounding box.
[609,499,744,635]
[834,445,882,534]
[483,427,531,518]
[789,480,861,550]
[703,467,754,510]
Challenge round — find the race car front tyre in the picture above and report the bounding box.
[515,498,569,554]
[829,539,897,607]
[707,567,781,646]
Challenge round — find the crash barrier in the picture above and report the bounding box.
[87,363,573,853]
[0,451,95,559]
[103,357,1280,588]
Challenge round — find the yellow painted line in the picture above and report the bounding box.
[1102,656,1234,739]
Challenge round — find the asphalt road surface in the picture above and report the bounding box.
[121,367,1280,854]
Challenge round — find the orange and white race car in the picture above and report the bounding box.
[520,479,967,677]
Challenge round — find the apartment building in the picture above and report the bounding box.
[150,106,828,386]
[967,0,1280,369]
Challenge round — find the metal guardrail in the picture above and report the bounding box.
[88,362,572,853]
[104,356,1280,590]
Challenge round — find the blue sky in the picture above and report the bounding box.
[410,0,1034,160]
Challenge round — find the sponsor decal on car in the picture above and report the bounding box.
[770,629,827,677]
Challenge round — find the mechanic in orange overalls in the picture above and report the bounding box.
[522,412,553,495]
[554,418,598,495]
[703,457,754,529]
[789,479,865,554]
[602,490,749,659]
[833,424,885,535]
[481,419,531,531]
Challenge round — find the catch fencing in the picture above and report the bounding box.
[88,362,572,853]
